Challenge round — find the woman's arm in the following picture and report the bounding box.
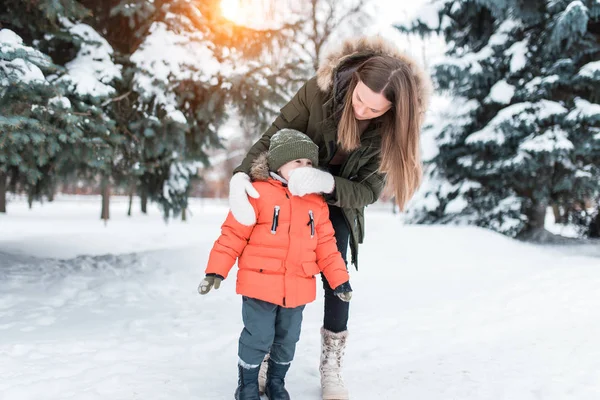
[325,156,386,209]
[233,77,317,175]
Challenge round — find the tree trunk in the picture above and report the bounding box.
[28,191,33,209]
[127,181,135,217]
[140,186,148,214]
[182,206,187,222]
[0,172,6,213]
[101,176,110,222]
[527,201,547,230]
[48,187,55,202]
[518,201,549,241]
[128,192,133,217]
[589,212,600,238]
[552,203,562,224]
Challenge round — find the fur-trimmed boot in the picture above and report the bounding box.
[319,327,349,400]
[234,364,261,400]
[258,353,269,394]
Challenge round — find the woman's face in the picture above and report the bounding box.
[351,80,393,120]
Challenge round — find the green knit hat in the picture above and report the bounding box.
[267,129,319,172]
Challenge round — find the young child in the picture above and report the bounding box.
[199,129,353,400]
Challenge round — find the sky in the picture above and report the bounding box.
[219,0,444,70]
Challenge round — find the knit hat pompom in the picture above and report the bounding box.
[267,129,318,172]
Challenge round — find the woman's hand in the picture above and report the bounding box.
[229,172,260,225]
[288,167,335,197]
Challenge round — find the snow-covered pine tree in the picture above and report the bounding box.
[399,0,600,239]
[0,0,123,216]
[0,29,62,212]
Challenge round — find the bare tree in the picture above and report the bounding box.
[305,0,370,71]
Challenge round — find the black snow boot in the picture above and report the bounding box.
[234,364,261,400]
[265,359,291,400]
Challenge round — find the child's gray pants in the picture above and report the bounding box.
[238,296,305,367]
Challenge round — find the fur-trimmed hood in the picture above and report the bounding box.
[316,36,432,116]
[249,152,270,181]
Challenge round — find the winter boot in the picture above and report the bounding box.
[234,364,261,400]
[265,358,291,400]
[258,353,269,394]
[320,327,349,400]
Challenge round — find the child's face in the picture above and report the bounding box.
[278,158,313,181]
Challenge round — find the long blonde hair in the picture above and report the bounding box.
[337,55,428,211]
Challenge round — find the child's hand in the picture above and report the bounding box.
[198,274,224,295]
[333,281,353,302]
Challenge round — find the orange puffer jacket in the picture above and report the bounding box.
[205,158,349,308]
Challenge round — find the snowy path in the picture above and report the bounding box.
[1,198,600,399]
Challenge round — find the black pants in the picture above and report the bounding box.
[321,204,350,333]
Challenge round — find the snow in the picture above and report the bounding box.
[162,162,197,203]
[545,207,580,239]
[167,109,187,124]
[505,39,528,73]
[370,0,438,28]
[524,75,560,95]
[0,29,23,47]
[445,195,468,213]
[440,15,452,30]
[421,193,440,211]
[420,101,442,161]
[578,61,600,79]
[415,3,442,29]
[457,155,473,167]
[535,100,568,120]
[57,21,122,97]
[2,197,600,399]
[486,80,515,104]
[0,29,52,86]
[487,196,524,233]
[566,0,588,13]
[434,98,479,146]
[566,98,600,122]
[0,29,52,68]
[488,19,519,47]
[519,127,574,153]
[0,58,46,85]
[131,21,220,108]
[438,43,494,76]
[49,96,71,109]
[466,101,568,146]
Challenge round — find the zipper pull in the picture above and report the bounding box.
[271,205,280,234]
[308,210,315,238]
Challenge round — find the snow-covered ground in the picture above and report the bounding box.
[1,197,600,400]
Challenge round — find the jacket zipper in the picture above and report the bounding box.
[271,205,280,234]
[282,191,292,306]
[307,210,315,238]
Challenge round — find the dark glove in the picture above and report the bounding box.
[333,281,353,302]
[198,273,224,295]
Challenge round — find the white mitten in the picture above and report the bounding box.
[287,167,335,197]
[229,172,260,226]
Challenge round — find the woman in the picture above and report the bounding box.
[229,36,431,400]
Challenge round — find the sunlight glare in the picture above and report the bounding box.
[220,0,242,24]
